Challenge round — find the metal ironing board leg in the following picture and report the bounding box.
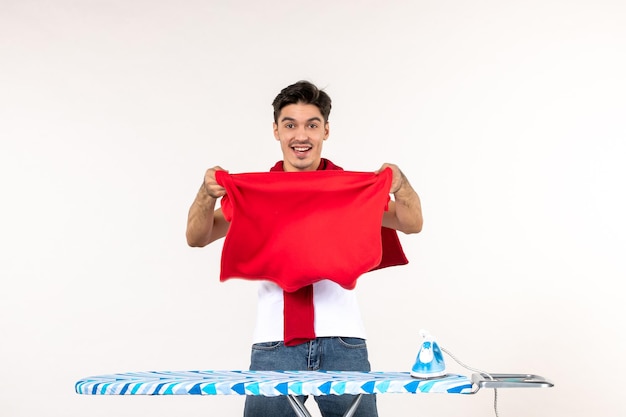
[342,394,363,417]
[287,395,312,417]
[287,394,364,417]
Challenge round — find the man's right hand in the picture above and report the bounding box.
[202,166,227,199]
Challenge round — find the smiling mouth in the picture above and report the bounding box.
[291,144,312,153]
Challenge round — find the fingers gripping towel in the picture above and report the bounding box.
[216,159,408,346]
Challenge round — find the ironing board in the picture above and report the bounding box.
[75,369,552,417]
[76,370,473,417]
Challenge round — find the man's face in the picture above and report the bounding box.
[273,103,329,172]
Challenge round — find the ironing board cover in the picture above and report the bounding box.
[75,370,474,396]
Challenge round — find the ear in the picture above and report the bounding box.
[273,122,279,140]
[324,122,330,140]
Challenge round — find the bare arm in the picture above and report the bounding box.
[377,163,423,234]
[186,166,230,247]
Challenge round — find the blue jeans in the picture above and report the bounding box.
[243,337,378,417]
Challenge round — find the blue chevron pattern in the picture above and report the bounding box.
[75,370,475,396]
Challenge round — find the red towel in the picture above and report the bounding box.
[217,159,408,345]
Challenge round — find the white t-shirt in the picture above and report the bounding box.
[252,280,367,344]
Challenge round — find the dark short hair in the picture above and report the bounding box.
[272,80,332,123]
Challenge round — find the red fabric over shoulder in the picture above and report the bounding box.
[216,159,409,346]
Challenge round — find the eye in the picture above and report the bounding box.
[308,123,318,129]
[285,123,295,129]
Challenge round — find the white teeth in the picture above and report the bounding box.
[294,147,310,152]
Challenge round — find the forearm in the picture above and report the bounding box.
[186,184,218,247]
[391,173,423,234]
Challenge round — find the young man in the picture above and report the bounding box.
[186,81,423,417]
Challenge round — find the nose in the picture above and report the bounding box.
[295,125,308,140]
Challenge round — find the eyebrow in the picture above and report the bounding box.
[280,116,323,123]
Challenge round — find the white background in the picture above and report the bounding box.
[1,1,625,416]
